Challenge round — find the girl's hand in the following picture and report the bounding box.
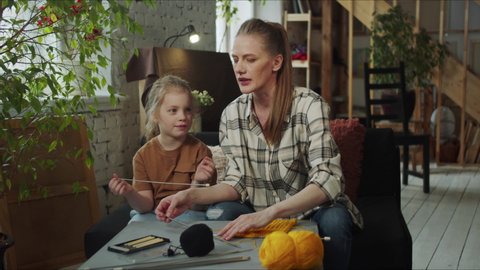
[217,210,275,240]
[108,173,133,196]
[193,156,215,183]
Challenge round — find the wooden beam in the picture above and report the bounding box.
[414,0,421,126]
[322,0,333,107]
[433,57,480,124]
[459,0,470,164]
[348,0,353,119]
[338,4,348,118]
[336,0,391,30]
[435,0,445,163]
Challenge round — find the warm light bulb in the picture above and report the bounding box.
[189,33,200,44]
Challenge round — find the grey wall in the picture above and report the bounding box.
[88,0,216,216]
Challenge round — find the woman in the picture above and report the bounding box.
[156,19,362,270]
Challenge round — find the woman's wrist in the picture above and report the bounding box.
[266,204,284,220]
[180,188,196,205]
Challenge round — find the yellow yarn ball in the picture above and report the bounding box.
[259,231,297,270]
[288,230,324,269]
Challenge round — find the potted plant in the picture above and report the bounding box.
[191,90,215,132]
[0,0,156,198]
[369,5,448,120]
[0,1,154,268]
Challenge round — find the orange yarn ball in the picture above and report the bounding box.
[259,230,324,270]
[288,231,324,269]
[259,231,297,270]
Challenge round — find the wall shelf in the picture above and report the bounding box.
[284,10,321,89]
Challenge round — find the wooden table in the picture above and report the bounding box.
[79,220,317,269]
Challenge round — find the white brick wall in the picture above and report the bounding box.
[86,0,216,217]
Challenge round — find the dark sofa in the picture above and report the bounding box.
[84,128,412,269]
[350,128,412,269]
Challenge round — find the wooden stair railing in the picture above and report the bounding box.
[432,57,480,123]
[336,0,480,125]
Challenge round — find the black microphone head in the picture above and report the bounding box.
[179,223,214,257]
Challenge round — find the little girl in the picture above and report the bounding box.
[109,75,216,222]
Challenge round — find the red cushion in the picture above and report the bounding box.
[330,119,366,202]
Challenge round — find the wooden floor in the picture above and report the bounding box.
[401,165,480,270]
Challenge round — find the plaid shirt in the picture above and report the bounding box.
[219,87,363,229]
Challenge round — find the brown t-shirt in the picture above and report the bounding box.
[132,134,216,207]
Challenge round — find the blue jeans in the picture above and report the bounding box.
[207,201,353,270]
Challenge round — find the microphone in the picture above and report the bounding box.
[179,223,215,257]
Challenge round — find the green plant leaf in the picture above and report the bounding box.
[85,151,94,169]
[0,0,152,200]
[48,140,58,153]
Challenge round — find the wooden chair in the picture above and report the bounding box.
[363,62,430,193]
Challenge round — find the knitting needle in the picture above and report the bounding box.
[121,178,210,187]
[167,217,242,249]
[100,255,250,270]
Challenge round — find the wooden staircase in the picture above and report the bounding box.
[337,0,480,165]
[337,0,480,124]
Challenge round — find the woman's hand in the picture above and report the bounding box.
[193,156,215,183]
[217,210,275,240]
[155,190,192,222]
[108,173,133,196]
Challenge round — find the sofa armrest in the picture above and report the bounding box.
[358,128,401,204]
[84,203,132,258]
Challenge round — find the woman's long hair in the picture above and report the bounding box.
[236,18,293,145]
